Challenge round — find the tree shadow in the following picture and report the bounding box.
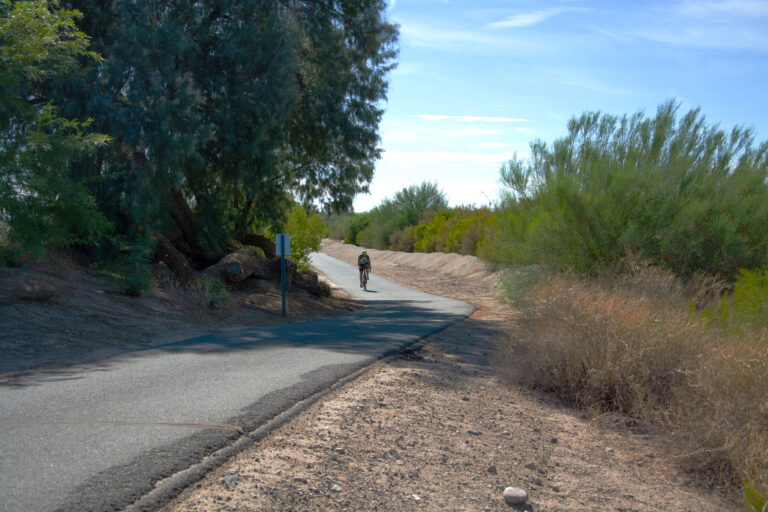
[1,299,474,388]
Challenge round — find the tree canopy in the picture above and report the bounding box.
[0,0,110,259]
[495,100,768,277]
[1,0,398,264]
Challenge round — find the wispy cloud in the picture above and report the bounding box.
[489,7,587,28]
[442,129,506,137]
[637,0,768,51]
[382,151,514,164]
[417,115,528,123]
[471,142,513,148]
[675,0,768,18]
[391,62,423,75]
[397,19,534,51]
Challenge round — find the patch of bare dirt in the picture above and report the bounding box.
[0,253,360,378]
[162,240,736,511]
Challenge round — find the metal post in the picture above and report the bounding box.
[280,235,286,317]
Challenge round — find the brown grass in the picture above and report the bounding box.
[496,263,768,499]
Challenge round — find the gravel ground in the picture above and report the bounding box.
[161,241,736,511]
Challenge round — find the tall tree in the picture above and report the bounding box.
[0,0,109,259]
[54,0,397,267]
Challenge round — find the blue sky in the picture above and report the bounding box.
[352,0,768,211]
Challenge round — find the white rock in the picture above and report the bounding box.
[219,474,244,485]
[330,484,342,492]
[503,486,528,505]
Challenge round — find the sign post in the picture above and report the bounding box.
[275,233,290,317]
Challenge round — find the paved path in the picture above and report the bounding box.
[0,253,473,512]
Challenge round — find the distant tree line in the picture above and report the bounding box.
[1,0,397,278]
[329,101,768,282]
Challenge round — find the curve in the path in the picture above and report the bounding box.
[0,253,474,512]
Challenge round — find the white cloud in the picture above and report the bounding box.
[638,0,768,51]
[417,114,528,123]
[442,129,506,137]
[383,150,513,164]
[675,0,768,18]
[391,62,423,75]
[397,19,533,51]
[489,7,587,28]
[471,142,512,148]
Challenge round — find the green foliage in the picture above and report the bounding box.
[325,212,370,245]
[708,267,768,333]
[492,100,768,279]
[409,207,494,255]
[104,229,156,296]
[284,204,327,270]
[197,276,230,309]
[357,182,448,249]
[730,267,768,332]
[744,481,767,512]
[0,0,110,257]
[53,0,397,248]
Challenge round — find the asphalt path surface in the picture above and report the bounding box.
[0,253,474,512]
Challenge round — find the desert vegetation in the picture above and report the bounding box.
[329,101,768,504]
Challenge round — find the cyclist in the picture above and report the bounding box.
[358,250,372,288]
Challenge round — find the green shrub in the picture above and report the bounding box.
[197,275,230,308]
[104,229,156,296]
[744,481,767,512]
[284,204,327,270]
[0,0,111,258]
[492,100,768,279]
[708,267,768,333]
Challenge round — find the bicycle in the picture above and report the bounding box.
[362,267,370,291]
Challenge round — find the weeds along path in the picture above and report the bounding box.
[164,240,736,512]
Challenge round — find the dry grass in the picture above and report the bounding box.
[496,263,768,499]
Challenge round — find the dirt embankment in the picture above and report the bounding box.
[162,240,736,512]
[0,254,359,378]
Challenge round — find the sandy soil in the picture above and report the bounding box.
[0,254,359,379]
[161,240,736,512]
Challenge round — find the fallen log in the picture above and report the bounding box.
[202,248,268,285]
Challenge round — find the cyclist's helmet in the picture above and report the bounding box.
[362,250,367,254]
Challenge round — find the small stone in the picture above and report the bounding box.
[550,437,558,443]
[503,486,528,504]
[524,462,536,470]
[538,467,547,475]
[219,474,243,485]
[552,485,561,492]
[533,427,541,433]
[412,495,421,502]
[330,484,342,492]
[293,477,308,484]
[462,396,470,401]
[468,430,481,435]
[487,465,498,475]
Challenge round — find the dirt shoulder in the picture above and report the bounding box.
[0,254,360,379]
[161,240,736,511]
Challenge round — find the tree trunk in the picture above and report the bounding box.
[241,234,276,260]
[155,239,198,285]
[167,187,225,268]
